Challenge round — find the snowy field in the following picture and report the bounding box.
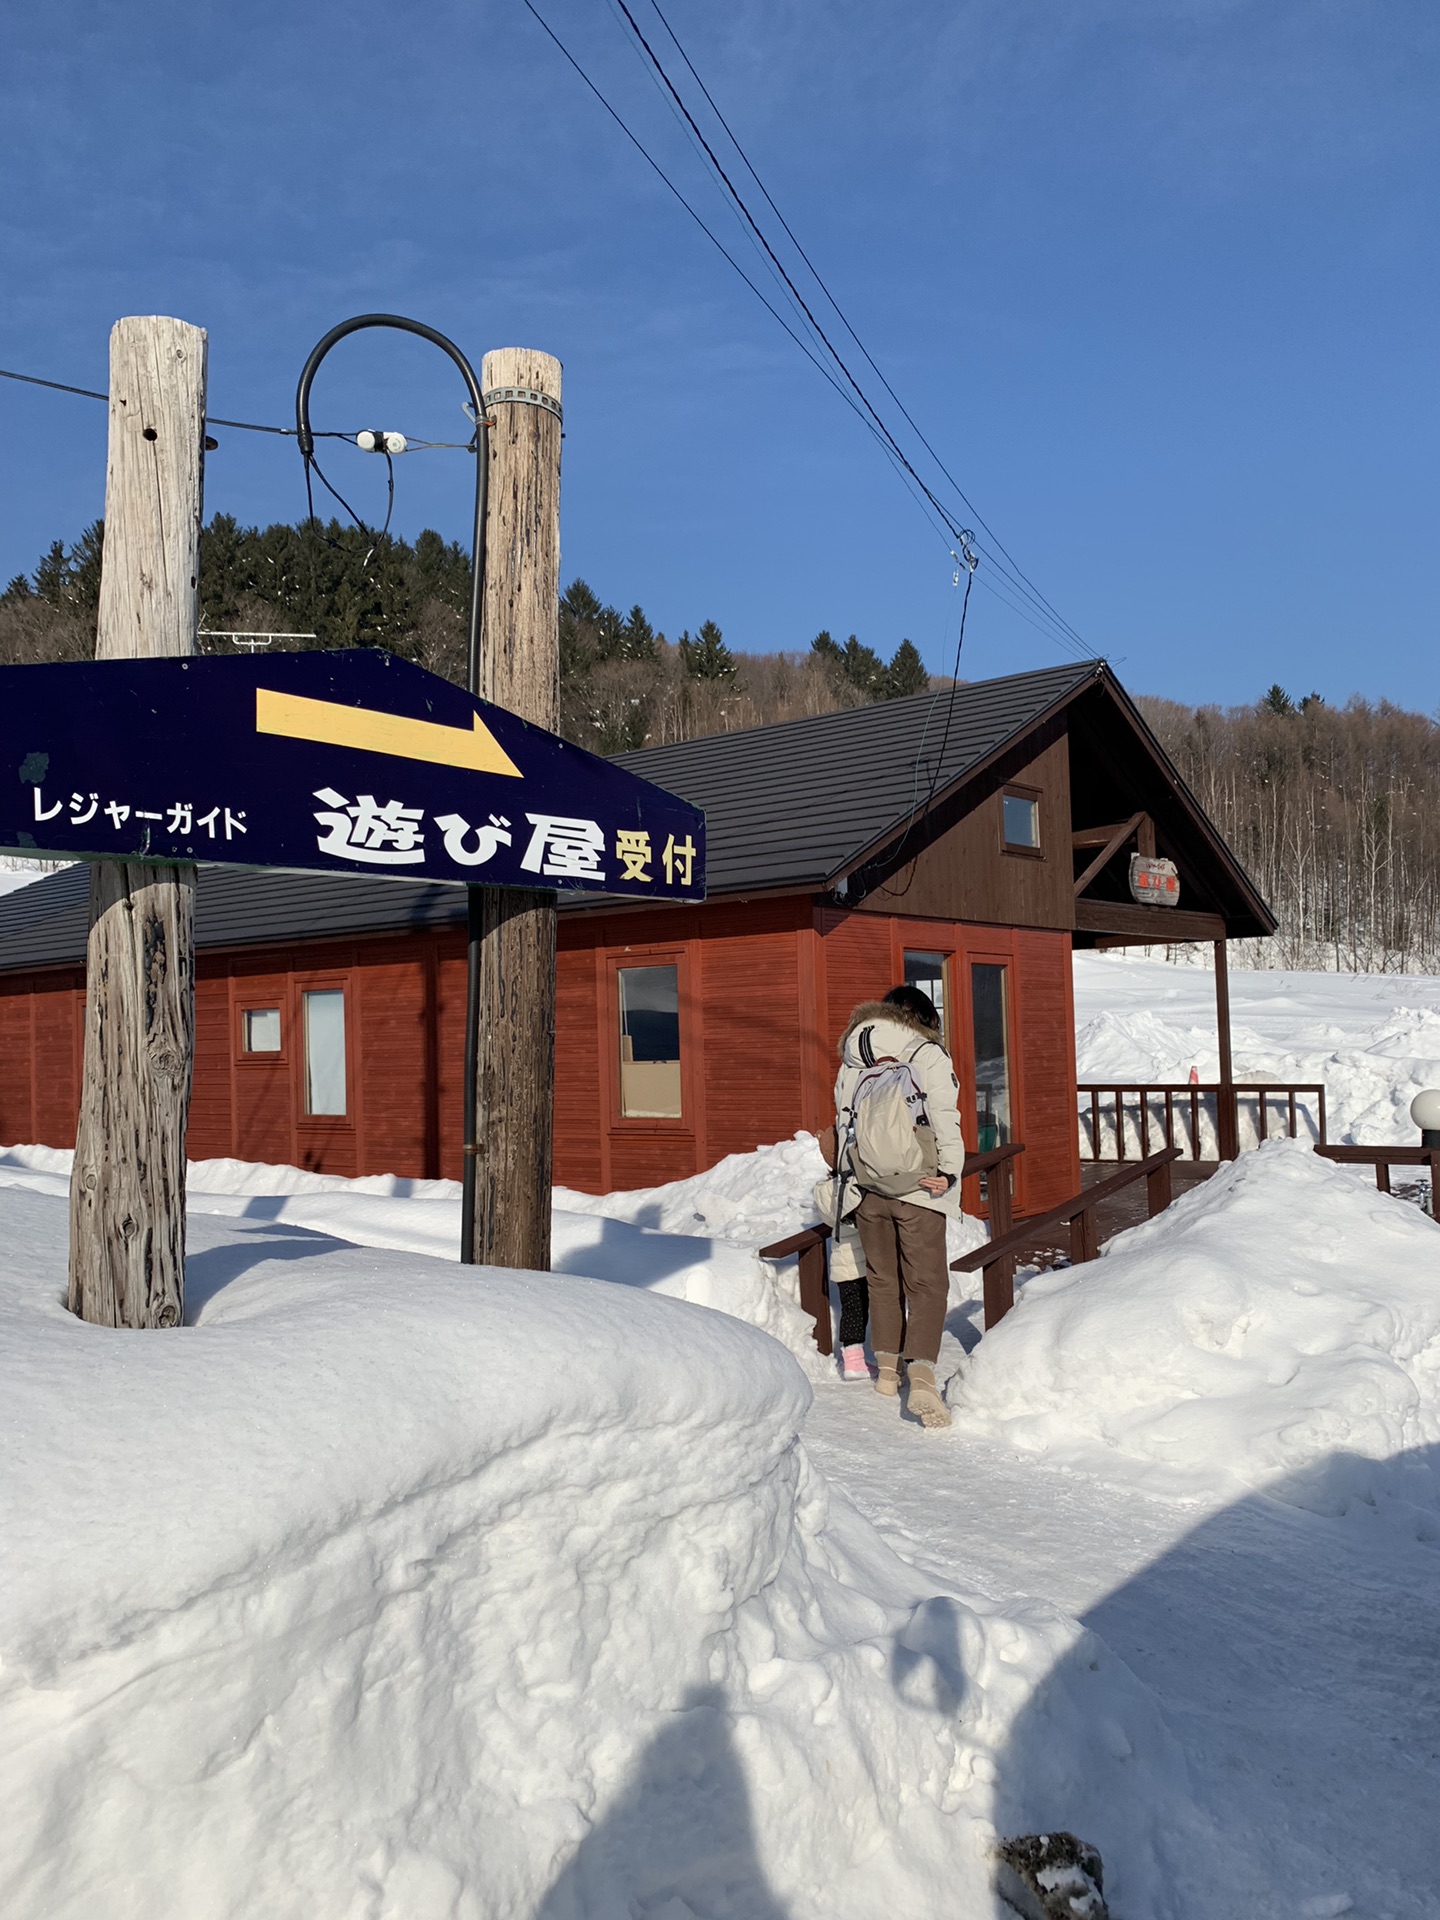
[1074,950,1440,1149]
[3,953,1439,1917]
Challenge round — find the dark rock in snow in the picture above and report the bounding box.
[995,1832,1107,1919]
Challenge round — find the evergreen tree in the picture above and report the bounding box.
[30,523,104,616]
[839,633,887,694]
[812,627,888,695]
[593,602,628,663]
[678,619,737,680]
[621,604,657,660]
[1262,684,1295,716]
[884,638,929,698]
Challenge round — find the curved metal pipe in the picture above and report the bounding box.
[294,313,489,1262]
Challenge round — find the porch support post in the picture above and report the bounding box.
[1214,937,1238,1159]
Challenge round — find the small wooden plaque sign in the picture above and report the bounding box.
[1129,854,1180,906]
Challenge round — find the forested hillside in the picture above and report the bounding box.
[1140,687,1440,973]
[0,515,928,754]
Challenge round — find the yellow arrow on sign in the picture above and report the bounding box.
[255,687,523,778]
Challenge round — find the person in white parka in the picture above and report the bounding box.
[833,984,967,1428]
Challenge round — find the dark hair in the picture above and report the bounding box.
[883,983,942,1030]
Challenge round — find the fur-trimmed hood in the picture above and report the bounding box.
[838,1000,944,1061]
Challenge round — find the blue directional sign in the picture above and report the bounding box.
[0,650,705,900]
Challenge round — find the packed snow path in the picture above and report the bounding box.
[804,1400,1440,1920]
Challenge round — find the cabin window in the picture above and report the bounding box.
[617,964,682,1118]
[303,989,347,1116]
[1002,790,1041,851]
[903,951,949,1044]
[970,963,1012,1151]
[242,1008,282,1054]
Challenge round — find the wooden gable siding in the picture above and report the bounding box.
[856,720,1074,931]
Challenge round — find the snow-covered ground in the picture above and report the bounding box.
[1075,951,1440,1147]
[3,959,1439,1917]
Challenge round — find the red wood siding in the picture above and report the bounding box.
[188,971,234,1161]
[354,943,431,1177]
[1,970,84,1148]
[0,979,35,1143]
[1011,926,1080,1211]
[0,902,1083,1218]
[554,944,604,1191]
[700,900,805,1163]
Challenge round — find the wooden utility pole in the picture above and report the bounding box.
[471,348,563,1270]
[68,316,207,1327]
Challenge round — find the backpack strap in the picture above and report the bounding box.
[857,1023,876,1068]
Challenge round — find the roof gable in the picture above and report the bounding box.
[615,660,1098,895]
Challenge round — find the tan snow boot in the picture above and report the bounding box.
[905,1361,952,1429]
[874,1352,901,1397]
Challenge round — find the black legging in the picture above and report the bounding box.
[835,1277,869,1349]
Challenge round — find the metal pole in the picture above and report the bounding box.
[295,314,489,1261]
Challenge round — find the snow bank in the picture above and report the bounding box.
[0,1185,1202,1919]
[954,1141,1440,1524]
[0,1141,829,1375]
[557,1133,831,1247]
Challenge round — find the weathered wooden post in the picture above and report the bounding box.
[68,316,206,1327]
[470,348,563,1270]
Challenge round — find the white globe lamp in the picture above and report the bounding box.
[1412,1088,1440,1148]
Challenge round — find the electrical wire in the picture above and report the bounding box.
[0,364,454,448]
[601,0,1093,662]
[877,547,980,899]
[637,0,1093,661]
[514,0,901,443]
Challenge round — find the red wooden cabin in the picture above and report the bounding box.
[0,661,1273,1217]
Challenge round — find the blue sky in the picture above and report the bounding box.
[2,0,1436,710]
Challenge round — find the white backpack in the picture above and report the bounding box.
[840,1054,941,1198]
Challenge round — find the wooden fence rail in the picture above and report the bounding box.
[758,1143,1026,1355]
[1315,1144,1438,1216]
[1078,1082,1327,1164]
[951,1146,1183,1329]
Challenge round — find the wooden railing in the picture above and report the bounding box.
[1078,1082,1327,1164]
[1315,1144,1438,1217]
[951,1146,1183,1329]
[758,1144,1026,1355]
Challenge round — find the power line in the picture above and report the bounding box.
[513,0,901,445]
[632,0,1095,661]
[609,4,966,536]
[0,364,459,447]
[523,0,1092,667]
[598,1,1092,660]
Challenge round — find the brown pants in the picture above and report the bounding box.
[854,1192,950,1363]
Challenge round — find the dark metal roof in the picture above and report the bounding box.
[614,660,1100,895]
[0,661,1116,971]
[0,862,468,973]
